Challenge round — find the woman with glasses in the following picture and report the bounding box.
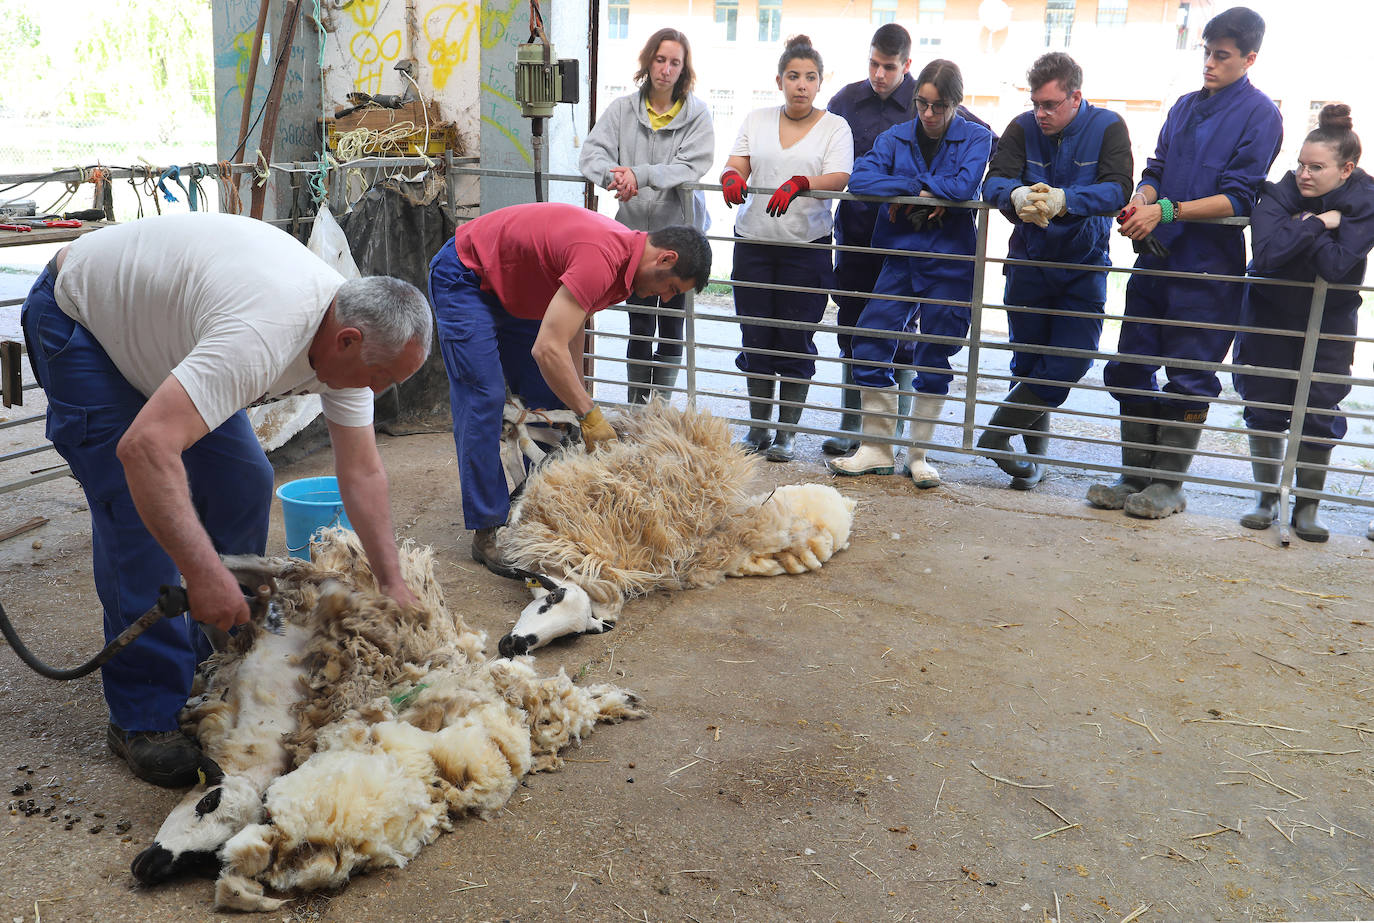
[1233,103,1374,542]
[829,59,993,486]
[580,28,715,405]
[719,34,853,461]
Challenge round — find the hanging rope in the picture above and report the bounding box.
[308,0,330,204]
[218,160,242,215]
[254,150,272,188]
[127,170,145,219]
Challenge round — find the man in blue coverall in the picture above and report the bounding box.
[1091,6,1282,519]
[981,52,1132,489]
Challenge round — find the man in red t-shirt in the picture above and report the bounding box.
[428,202,711,575]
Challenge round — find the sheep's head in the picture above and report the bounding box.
[131,775,266,886]
[497,572,614,658]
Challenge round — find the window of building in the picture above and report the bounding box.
[1309,100,1332,132]
[715,0,738,42]
[872,0,897,26]
[918,0,945,46]
[758,0,782,42]
[753,90,775,109]
[607,0,629,40]
[710,88,735,122]
[1097,0,1127,27]
[1046,0,1075,47]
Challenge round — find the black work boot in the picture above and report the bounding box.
[1087,404,1158,510]
[471,527,521,579]
[649,360,680,402]
[767,380,810,462]
[625,361,652,405]
[977,383,1051,483]
[1124,407,1206,520]
[822,365,861,455]
[1010,410,1051,491]
[1291,444,1332,543]
[1239,433,1284,530]
[739,376,776,454]
[107,723,220,789]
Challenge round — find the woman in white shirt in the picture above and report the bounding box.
[719,34,853,461]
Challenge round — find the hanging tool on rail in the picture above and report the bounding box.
[513,0,579,201]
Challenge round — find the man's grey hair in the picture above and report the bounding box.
[333,276,433,363]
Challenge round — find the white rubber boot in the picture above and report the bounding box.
[907,394,945,489]
[827,388,899,476]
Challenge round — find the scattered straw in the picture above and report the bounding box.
[668,759,700,777]
[970,760,1053,789]
[448,881,488,893]
[1276,584,1349,600]
[811,868,842,892]
[1112,712,1162,744]
[850,852,882,880]
[1031,823,1081,840]
[804,602,844,620]
[1032,797,1072,826]
[1188,822,1241,840]
[1266,815,1296,845]
[1251,650,1305,675]
[1118,904,1150,923]
[1249,748,1359,757]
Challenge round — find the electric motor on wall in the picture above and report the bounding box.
[515,42,579,119]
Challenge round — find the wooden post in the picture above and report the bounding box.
[249,0,304,220]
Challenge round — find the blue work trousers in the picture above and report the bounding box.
[732,237,833,380]
[833,246,916,365]
[1004,267,1106,407]
[850,256,972,394]
[1233,300,1358,445]
[21,266,272,732]
[428,245,561,531]
[1103,275,1242,411]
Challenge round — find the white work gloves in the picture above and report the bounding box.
[1011,183,1067,228]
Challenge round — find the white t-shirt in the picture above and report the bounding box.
[729,107,854,243]
[54,213,373,432]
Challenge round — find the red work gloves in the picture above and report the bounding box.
[720,169,747,208]
[766,174,810,217]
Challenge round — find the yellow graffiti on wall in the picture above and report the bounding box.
[350,28,403,95]
[231,28,257,99]
[426,4,477,90]
[345,0,381,28]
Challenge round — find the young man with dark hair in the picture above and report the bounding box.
[1091,5,1281,520]
[981,52,1132,489]
[824,24,995,455]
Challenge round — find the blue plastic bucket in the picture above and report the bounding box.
[276,476,352,560]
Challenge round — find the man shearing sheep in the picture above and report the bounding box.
[21,212,432,787]
[427,202,712,577]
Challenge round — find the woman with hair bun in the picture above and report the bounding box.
[580,28,715,404]
[1234,102,1374,542]
[720,34,853,462]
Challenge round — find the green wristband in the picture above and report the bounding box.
[1158,198,1175,223]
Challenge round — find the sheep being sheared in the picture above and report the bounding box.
[496,401,857,656]
[131,529,643,912]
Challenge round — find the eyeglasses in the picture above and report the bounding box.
[1295,161,1331,176]
[1029,96,1069,114]
[914,96,949,115]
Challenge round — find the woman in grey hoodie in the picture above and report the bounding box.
[579,28,715,404]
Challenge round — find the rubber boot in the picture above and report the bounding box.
[767,380,810,462]
[894,368,915,440]
[649,361,680,402]
[977,383,1051,482]
[821,365,861,455]
[1123,409,1205,519]
[1010,411,1051,491]
[739,376,775,454]
[1291,444,1331,543]
[625,361,652,406]
[827,388,899,476]
[1087,405,1158,510]
[1239,433,1284,530]
[907,394,946,489]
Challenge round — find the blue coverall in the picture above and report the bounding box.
[983,103,1132,406]
[428,245,562,531]
[1234,168,1374,445]
[1103,76,1282,411]
[847,115,994,394]
[21,266,271,732]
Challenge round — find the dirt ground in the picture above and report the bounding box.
[1,429,1372,923]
